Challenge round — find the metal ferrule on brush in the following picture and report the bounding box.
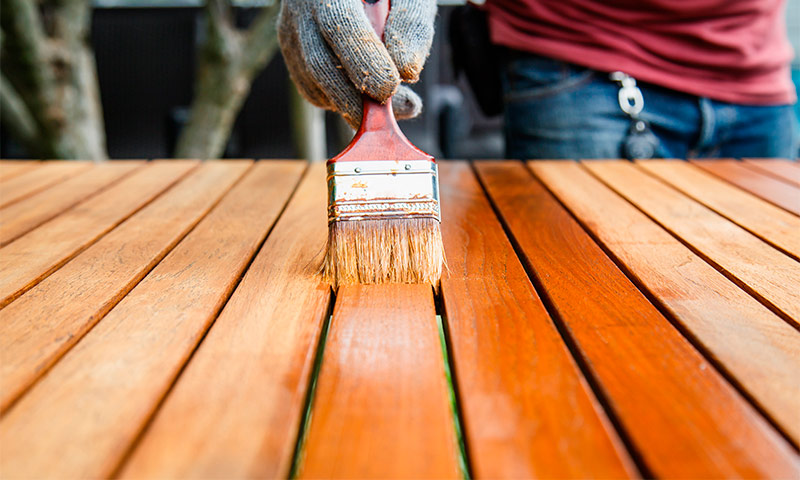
[327,159,441,223]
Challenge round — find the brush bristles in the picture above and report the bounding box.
[323,218,445,288]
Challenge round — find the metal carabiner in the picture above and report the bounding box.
[610,71,644,117]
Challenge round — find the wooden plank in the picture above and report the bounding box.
[0,160,256,413]
[0,160,197,307]
[438,162,636,478]
[531,160,800,446]
[692,160,800,216]
[118,163,331,479]
[585,160,800,326]
[637,160,800,260]
[0,160,40,181]
[475,160,799,478]
[298,284,461,479]
[0,161,305,479]
[0,160,144,247]
[743,159,800,187]
[0,160,91,208]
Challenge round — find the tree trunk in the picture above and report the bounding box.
[0,0,107,159]
[174,0,279,159]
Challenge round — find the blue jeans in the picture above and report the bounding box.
[501,52,799,159]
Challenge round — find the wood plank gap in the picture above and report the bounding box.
[470,160,652,479]
[741,159,800,187]
[0,161,305,478]
[0,160,199,308]
[0,160,146,247]
[288,303,334,479]
[530,160,800,449]
[691,160,800,216]
[584,161,800,330]
[118,163,332,479]
[434,294,471,479]
[474,160,799,478]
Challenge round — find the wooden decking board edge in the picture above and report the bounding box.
[528,161,800,452]
[469,160,653,478]
[741,159,800,188]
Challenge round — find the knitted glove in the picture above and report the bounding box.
[278,0,437,129]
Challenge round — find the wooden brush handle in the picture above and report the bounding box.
[329,0,431,163]
[359,0,395,136]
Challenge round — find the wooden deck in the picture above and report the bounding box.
[0,158,798,478]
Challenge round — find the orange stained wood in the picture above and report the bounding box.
[0,161,304,479]
[0,160,253,413]
[0,160,197,307]
[438,162,637,478]
[0,160,144,246]
[742,159,800,187]
[637,160,800,260]
[0,160,91,208]
[119,164,330,479]
[0,160,40,181]
[298,284,462,479]
[585,160,800,325]
[692,159,800,216]
[530,160,800,446]
[475,160,800,478]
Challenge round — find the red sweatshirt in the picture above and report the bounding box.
[485,0,796,105]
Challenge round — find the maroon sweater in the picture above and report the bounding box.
[485,0,795,105]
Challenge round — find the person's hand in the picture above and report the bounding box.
[278,0,437,128]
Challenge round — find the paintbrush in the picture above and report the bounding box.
[322,0,445,288]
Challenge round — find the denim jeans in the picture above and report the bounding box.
[501,52,799,160]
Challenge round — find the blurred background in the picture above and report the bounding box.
[1,0,798,160]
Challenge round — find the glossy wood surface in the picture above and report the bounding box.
[476,160,799,478]
[0,161,90,208]
[1,159,797,478]
[585,160,800,326]
[439,162,636,478]
[298,284,462,479]
[531,160,800,446]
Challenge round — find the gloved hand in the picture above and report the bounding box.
[278,0,437,129]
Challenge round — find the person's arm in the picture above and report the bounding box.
[278,0,437,128]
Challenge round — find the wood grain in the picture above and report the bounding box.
[0,160,91,208]
[438,162,636,478]
[0,160,254,414]
[0,160,144,246]
[585,160,800,326]
[475,160,800,478]
[119,163,331,479]
[743,159,800,187]
[0,160,197,307]
[637,160,800,260]
[0,161,304,479]
[0,160,40,181]
[298,284,461,479]
[692,160,800,216]
[531,160,800,446]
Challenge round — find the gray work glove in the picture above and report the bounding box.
[278,0,437,129]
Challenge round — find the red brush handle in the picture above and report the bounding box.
[329,0,432,163]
